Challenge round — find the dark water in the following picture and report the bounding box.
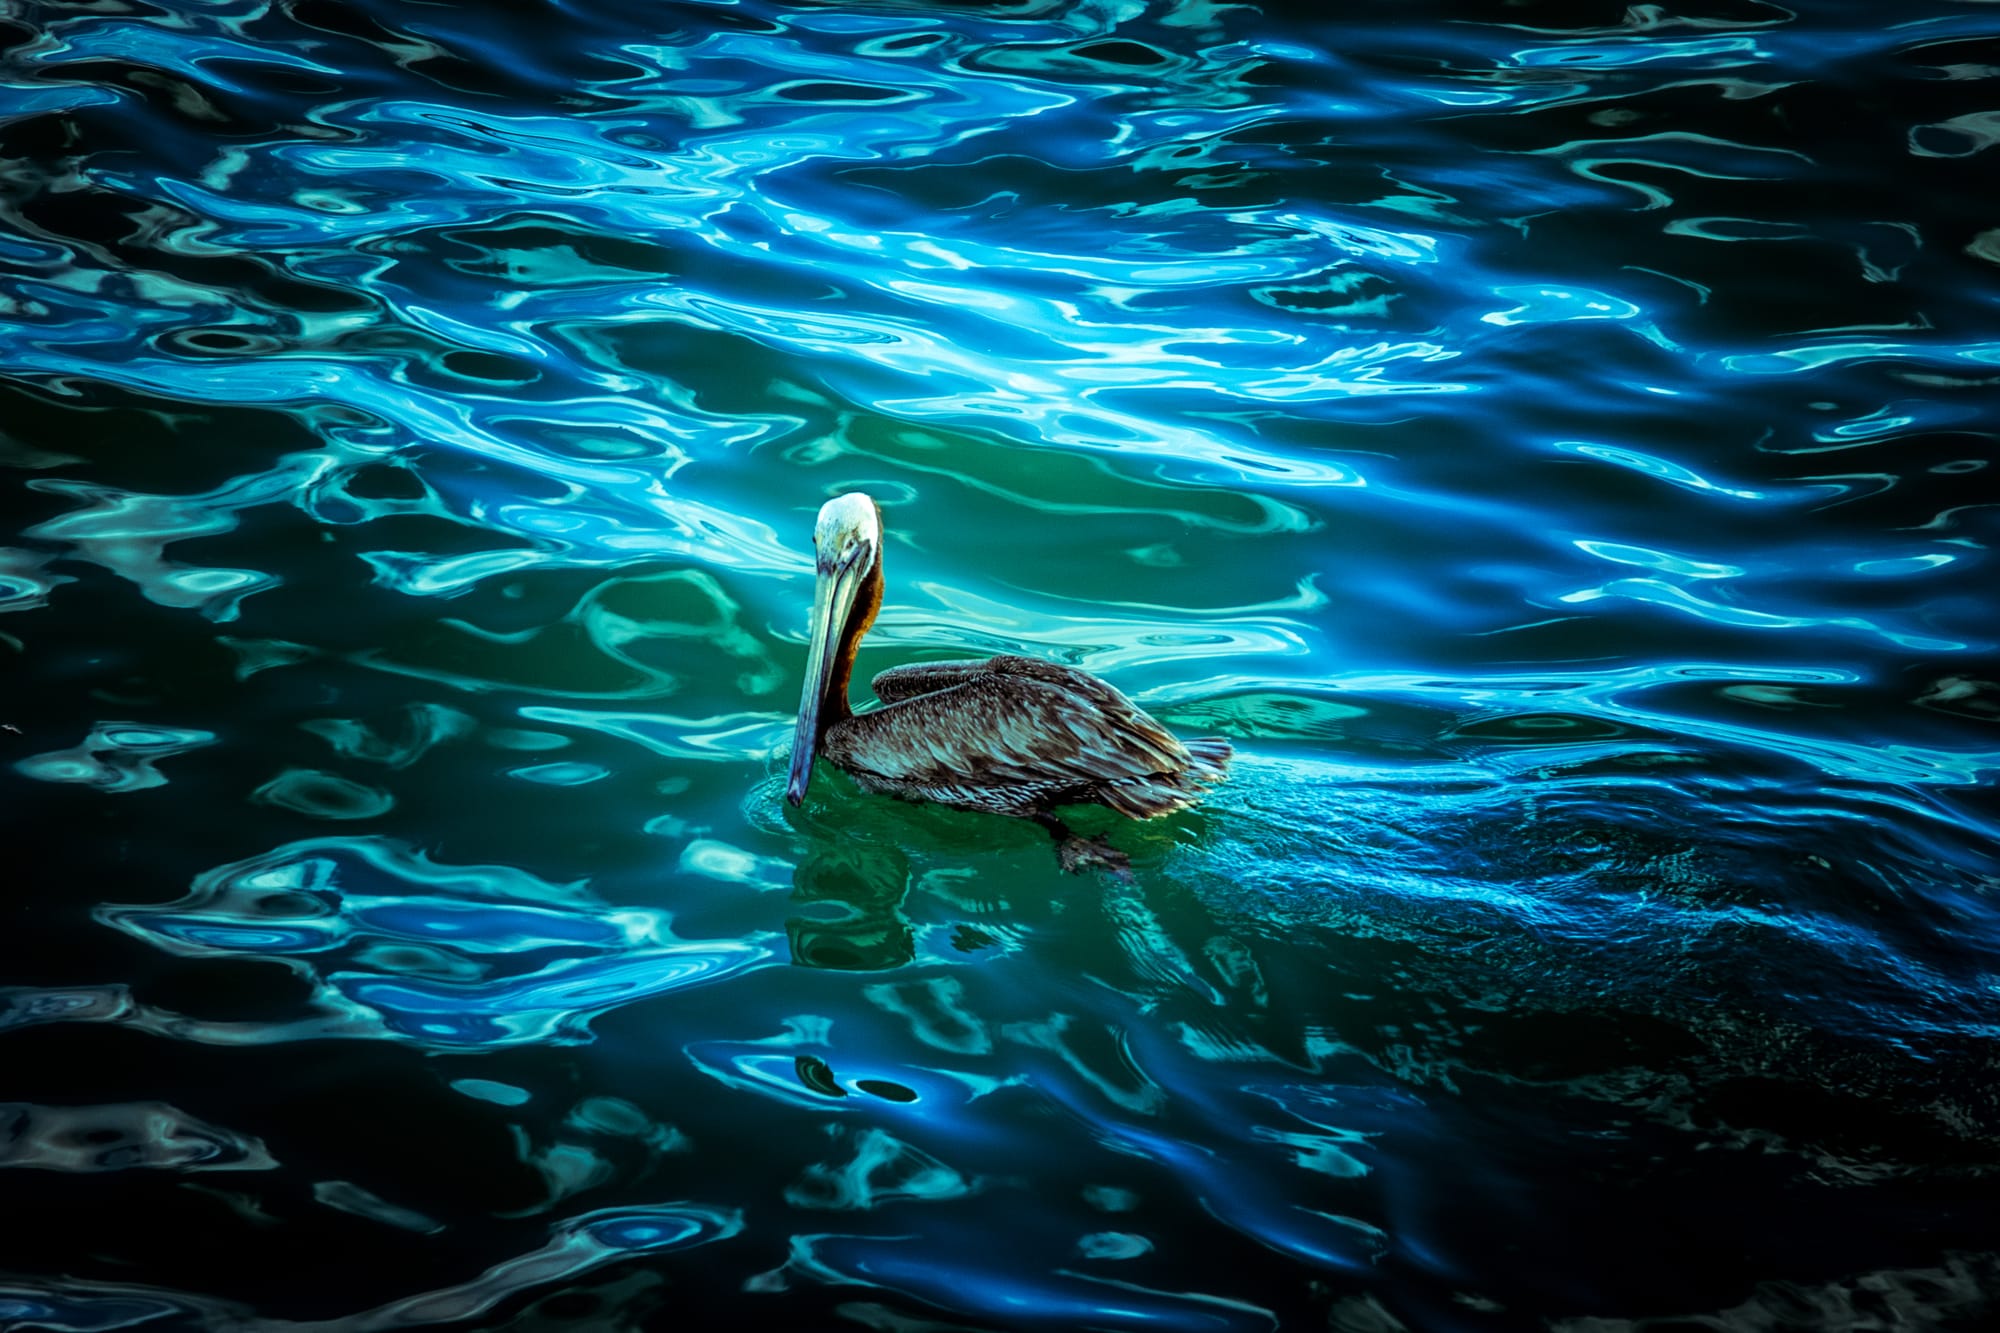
[4,0,2000,1327]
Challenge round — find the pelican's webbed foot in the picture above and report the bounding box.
[1031,812,1133,881]
[1058,834,1132,881]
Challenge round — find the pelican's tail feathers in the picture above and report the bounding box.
[1097,738,1233,819]
[1099,778,1189,820]
[1182,737,1232,785]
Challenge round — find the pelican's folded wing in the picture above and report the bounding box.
[834,673,1189,793]
[869,659,997,704]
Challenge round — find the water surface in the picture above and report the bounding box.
[4,0,1999,1328]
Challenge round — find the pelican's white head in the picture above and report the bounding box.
[812,491,881,574]
[788,492,884,805]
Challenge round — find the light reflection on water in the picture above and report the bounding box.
[3,0,1999,1327]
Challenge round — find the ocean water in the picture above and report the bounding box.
[3,0,1999,1327]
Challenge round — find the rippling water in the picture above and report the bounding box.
[4,0,2000,1327]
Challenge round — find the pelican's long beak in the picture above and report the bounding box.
[786,545,864,806]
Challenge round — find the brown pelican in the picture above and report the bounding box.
[785,493,1231,875]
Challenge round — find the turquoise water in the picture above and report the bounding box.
[3,0,1999,1327]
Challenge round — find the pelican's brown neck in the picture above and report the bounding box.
[818,549,882,733]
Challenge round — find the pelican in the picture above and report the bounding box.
[785,493,1231,874]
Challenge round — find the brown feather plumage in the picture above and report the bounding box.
[827,655,1230,818]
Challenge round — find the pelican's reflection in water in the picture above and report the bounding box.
[787,832,913,971]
